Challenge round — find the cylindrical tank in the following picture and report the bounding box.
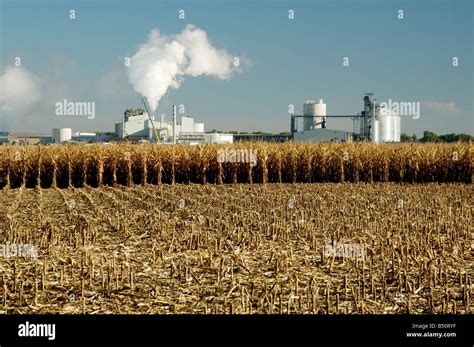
[314,98,326,129]
[303,101,315,131]
[379,113,392,143]
[303,99,326,130]
[393,115,401,142]
[391,115,397,142]
[372,119,380,144]
[52,128,72,143]
[377,108,400,143]
[193,123,204,133]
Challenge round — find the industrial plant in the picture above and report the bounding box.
[112,95,400,145]
[115,100,233,145]
[0,93,401,146]
[291,93,401,143]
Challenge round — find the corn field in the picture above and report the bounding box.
[0,142,472,189]
[0,143,472,314]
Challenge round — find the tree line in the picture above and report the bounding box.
[400,131,472,143]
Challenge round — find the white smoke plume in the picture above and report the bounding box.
[127,24,236,112]
[0,66,41,130]
[0,66,41,113]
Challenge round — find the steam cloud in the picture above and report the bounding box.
[127,25,237,112]
[0,66,41,113]
[0,66,41,129]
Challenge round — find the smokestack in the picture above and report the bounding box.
[172,105,177,144]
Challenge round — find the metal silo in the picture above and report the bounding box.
[378,109,392,143]
[371,119,380,144]
[377,108,400,143]
[393,115,401,142]
[303,99,326,130]
[390,115,397,142]
[52,128,72,144]
[314,99,326,129]
[303,101,315,131]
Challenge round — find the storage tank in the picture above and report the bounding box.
[377,108,400,143]
[303,99,326,130]
[303,101,315,131]
[378,112,392,143]
[314,99,326,129]
[52,128,72,143]
[371,119,380,144]
[393,115,401,142]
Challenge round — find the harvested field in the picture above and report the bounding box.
[0,183,471,314]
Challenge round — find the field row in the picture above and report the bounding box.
[0,142,472,188]
[0,183,471,314]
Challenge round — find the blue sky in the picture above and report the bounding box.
[0,0,472,135]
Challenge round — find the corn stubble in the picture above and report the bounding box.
[0,142,472,314]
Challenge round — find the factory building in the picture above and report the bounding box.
[115,107,233,144]
[73,132,98,142]
[175,133,234,145]
[294,128,352,143]
[0,130,113,145]
[203,133,234,144]
[51,129,114,144]
[115,111,204,141]
[6,132,45,145]
[0,132,9,145]
[115,113,156,139]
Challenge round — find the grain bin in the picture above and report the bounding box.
[52,128,72,144]
[303,99,326,131]
[371,118,380,144]
[392,115,401,142]
[303,101,315,131]
[377,108,400,143]
[314,99,326,129]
